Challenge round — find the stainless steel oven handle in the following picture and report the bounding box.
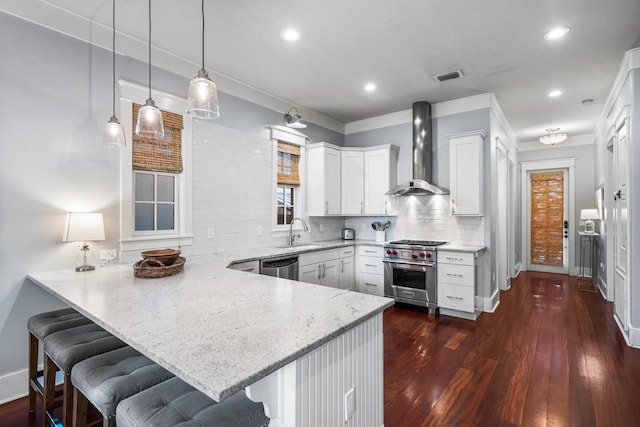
[383,259,435,270]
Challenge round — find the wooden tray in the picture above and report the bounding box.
[133,257,186,279]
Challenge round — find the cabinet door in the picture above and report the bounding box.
[298,262,322,285]
[307,145,341,215]
[341,151,365,215]
[364,149,391,215]
[322,259,341,288]
[325,148,341,214]
[339,256,355,291]
[450,133,484,215]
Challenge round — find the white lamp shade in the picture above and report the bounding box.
[135,101,165,138]
[186,74,220,119]
[63,213,106,242]
[580,209,600,220]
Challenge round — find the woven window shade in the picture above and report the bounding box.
[530,171,564,266]
[132,103,184,173]
[277,141,300,186]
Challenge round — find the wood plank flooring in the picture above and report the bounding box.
[2,271,639,426]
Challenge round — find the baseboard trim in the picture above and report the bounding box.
[513,262,522,278]
[0,368,28,405]
[629,324,640,349]
[479,288,500,313]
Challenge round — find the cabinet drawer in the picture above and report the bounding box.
[437,264,475,287]
[359,257,383,275]
[438,283,475,313]
[358,245,384,257]
[339,246,355,258]
[438,251,474,266]
[358,272,384,296]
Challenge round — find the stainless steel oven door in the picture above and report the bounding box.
[383,260,436,307]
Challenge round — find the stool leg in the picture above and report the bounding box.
[28,332,38,412]
[63,373,74,427]
[43,355,56,427]
[73,387,88,427]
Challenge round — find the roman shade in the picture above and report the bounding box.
[277,141,300,186]
[132,103,184,173]
[530,171,564,266]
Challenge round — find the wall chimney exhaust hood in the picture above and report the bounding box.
[386,101,449,196]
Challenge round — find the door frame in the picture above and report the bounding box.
[521,158,576,274]
[496,139,510,290]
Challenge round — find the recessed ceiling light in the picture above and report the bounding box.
[548,89,564,98]
[364,83,376,92]
[544,26,570,40]
[281,28,300,42]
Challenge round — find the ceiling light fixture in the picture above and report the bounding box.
[548,89,564,98]
[284,107,307,129]
[135,0,164,138]
[102,0,125,146]
[186,0,219,119]
[539,127,567,145]
[281,29,300,42]
[544,26,570,40]
[364,83,376,92]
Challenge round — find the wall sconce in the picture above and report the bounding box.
[284,107,307,129]
[580,208,600,234]
[62,213,106,272]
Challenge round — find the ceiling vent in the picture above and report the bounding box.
[434,69,464,82]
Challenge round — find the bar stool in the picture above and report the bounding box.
[43,323,128,427]
[70,346,174,427]
[116,377,270,427]
[27,308,93,412]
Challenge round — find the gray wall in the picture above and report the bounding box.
[0,11,341,399]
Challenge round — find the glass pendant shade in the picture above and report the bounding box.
[135,98,164,138]
[187,69,220,119]
[102,116,126,145]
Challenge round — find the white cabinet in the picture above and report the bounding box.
[299,249,341,288]
[307,143,341,215]
[449,131,486,216]
[341,151,365,215]
[338,247,355,291]
[364,147,398,215]
[437,251,477,314]
[357,246,385,296]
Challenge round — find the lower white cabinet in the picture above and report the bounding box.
[357,246,385,296]
[437,251,477,313]
[339,247,355,291]
[299,249,341,288]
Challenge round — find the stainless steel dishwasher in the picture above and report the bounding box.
[260,255,298,280]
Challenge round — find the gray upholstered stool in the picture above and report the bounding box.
[70,346,175,427]
[43,323,128,427]
[116,377,270,427]
[27,308,93,412]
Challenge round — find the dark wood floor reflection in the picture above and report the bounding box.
[3,272,640,426]
[384,271,640,426]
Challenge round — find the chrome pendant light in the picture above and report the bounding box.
[102,0,126,146]
[186,0,219,119]
[135,0,164,138]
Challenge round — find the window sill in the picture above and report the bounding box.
[120,235,194,259]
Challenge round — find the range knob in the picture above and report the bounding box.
[419,252,425,258]
[386,249,392,255]
[411,253,418,259]
[392,250,398,255]
[426,252,432,259]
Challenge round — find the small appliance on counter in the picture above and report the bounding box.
[342,228,355,240]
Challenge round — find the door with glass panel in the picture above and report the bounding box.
[527,170,569,274]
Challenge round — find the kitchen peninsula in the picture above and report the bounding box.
[28,258,393,426]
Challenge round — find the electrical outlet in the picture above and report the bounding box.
[257,226,263,237]
[100,249,117,261]
[319,223,324,232]
[344,388,355,421]
[208,227,215,239]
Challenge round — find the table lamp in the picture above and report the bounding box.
[580,209,600,234]
[63,212,106,272]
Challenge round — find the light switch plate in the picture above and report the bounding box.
[100,249,117,261]
[257,226,263,236]
[208,228,215,239]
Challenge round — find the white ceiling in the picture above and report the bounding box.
[4,0,640,143]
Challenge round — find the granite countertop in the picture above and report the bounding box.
[28,254,393,402]
[439,244,486,253]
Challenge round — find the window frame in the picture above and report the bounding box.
[133,170,178,234]
[119,80,193,259]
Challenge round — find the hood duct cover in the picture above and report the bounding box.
[386,101,449,196]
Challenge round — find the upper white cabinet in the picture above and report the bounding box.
[448,130,486,216]
[307,143,341,215]
[309,143,398,217]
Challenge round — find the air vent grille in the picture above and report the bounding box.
[434,69,464,82]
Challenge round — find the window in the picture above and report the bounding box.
[134,171,177,232]
[276,141,301,225]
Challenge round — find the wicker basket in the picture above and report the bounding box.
[133,257,186,279]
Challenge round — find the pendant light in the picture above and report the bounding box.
[135,0,164,138]
[186,0,219,119]
[102,0,126,146]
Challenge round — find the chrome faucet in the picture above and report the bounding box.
[289,217,309,246]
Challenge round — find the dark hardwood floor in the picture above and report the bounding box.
[3,271,639,426]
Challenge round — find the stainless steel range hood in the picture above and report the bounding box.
[386,101,449,196]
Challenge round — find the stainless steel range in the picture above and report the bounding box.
[383,239,448,313]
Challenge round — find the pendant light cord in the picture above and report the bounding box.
[201,0,205,70]
[111,0,116,116]
[148,0,152,100]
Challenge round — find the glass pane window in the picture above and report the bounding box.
[276,185,295,225]
[134,172,177,233]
